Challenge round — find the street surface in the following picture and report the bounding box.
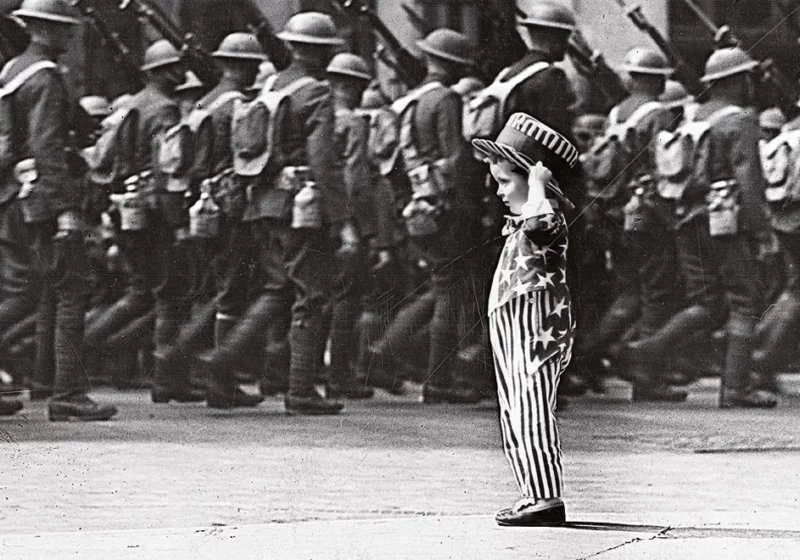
[1,376,799,559]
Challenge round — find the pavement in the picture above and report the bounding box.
[1,375,799,559]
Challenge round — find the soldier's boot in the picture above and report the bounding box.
[151,304,205,404]
[285,317,343,416]
[327,299,373,400]
[0,397,23,416]
[629,358,688,402]
[626,305,715,361]
[202,301,267,409]
[260,311,290,396]
[751,291,800,393]
[720,316,778,409]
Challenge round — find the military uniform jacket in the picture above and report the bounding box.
[1,50,79,222]
[197,80,245,176]
[126,84,181,175]
[243,62,348,225]
[489,194,570,316]
[501,51,575,140]
[767,115,800,234]
[681,101,769,234]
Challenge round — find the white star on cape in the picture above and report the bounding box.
[512,279,531,296]
[514,254,533,271]
[535,326,556,350]
[534,272,556,289]
[550,298,568,318]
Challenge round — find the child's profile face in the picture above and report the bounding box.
[490,159,528,215]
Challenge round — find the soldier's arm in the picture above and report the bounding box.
[727,114,770,234]
[306,83,349,225]
[342,115,370,204]
[434,89,466,183]
[26,70,79,217]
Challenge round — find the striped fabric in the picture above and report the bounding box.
[489,291,574,500]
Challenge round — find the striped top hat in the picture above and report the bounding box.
[472,113,580,172]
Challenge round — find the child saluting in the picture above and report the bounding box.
[472,113,580,527]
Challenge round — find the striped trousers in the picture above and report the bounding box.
[489,291,573,500]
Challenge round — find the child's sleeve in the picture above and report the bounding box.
[519,199,567,247]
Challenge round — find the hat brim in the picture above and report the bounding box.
[212,51,268,61]
[621,65,672,76]
[327,68,372,81]
[13,9,78,24]
[141,57,183,72]
[472,139,536,172]
[700,60,759,82]
[416,41,474,67]
[277,31,344,46]
[520,18,574,31]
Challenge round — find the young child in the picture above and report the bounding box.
[472,113,579,527]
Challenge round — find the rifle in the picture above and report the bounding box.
[118,0,220,87]
[613,0,704,97]
[679,0,800,119]
[514,6,628,109]
[331,0,426,87]
[70,0,144,91]
[0,14,29,62]
[236,0,292,71]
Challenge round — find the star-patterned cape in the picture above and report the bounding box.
[488,205,570,316]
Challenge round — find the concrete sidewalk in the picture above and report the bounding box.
[1,377,799,559]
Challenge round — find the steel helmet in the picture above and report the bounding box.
[212,32,267,61]
[79,95,111,118]
[175,71,204,93]
[701,47,759,82]
[326,53,372,81]
[416,29,474,66]
[520,2,576,32]
[452,76,485,97]
[13,0,79,25]
[141,39,182,72]
[361,87,388,109]
[621,47,671,75]
[659,79,691,107]
[277,12,344,46]
[759,107,786,131]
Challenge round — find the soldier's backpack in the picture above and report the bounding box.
[582,101,663,201]
[230,75,316,178]
[87,107,139,186]
[0,58,58,175]
[463,61,550,144]
[760,127,800,204]
[654,106,742,200]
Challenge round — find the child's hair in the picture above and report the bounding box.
[485,147,570,178]
[485,154,529,177]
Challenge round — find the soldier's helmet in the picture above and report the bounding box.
[212,33,267,61]
[326,53,372,81]
[701,47,759,82]
[141,39,182,71]
[13,0,79,25]
[277,12,345,46]
[520,2,576,32]
[621,47,672,75]
[452,76,486,98]
[361,87,388,109]
[79,95,111,118]
[660,80,691,107]
[416,29,474,66]
[759,107,786,131]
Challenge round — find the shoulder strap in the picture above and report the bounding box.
[205,90,245,113]
[706,105,743,127]
[496,61,550,89]
[277,76,317,97]
[0,60,58,95]
[607,106,620,126]
[391,81,444,115]
[623,101,664,129]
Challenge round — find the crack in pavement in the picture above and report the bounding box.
[576,526,672,559]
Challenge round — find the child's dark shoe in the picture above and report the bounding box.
[495,499,566,527]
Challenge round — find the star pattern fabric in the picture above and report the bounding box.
[489,203,569,315]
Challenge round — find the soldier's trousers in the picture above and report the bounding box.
[753,230,800,372]
[209,219,332,396]
[0,202,37,358]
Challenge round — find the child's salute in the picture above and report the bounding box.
[473,113,579,527]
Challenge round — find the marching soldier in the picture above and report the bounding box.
[201,12,350,415]
[628,47,777,408]
[324,53,379,400]
[0,0,116,419]
[584,47,686,401]
[365,29,483,404]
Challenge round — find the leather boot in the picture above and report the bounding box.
[151,355,205,403]
[720,316,777,409]
[48,395,117,422]
[0,397,23,416]
[327,300,373,400]
[626,305,714,361]
[752,291,800,376]
[285,318,343,415]
[629,359,688,402]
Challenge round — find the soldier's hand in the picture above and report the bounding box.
[57,210,82,232]
[339,221,360,254]
[373,249,392,271]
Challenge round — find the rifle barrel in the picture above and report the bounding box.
[679,0,722,34]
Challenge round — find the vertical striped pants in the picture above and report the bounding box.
[489,291,573,500]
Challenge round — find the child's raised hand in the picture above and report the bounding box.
[527,161,553,189]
